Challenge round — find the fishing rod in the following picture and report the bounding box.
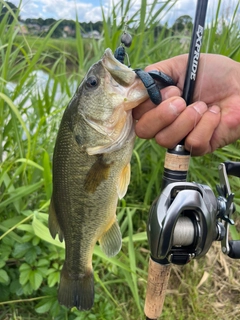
[113,5,240,318]
[144,1,209,319]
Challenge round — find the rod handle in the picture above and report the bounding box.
[144,258,171,320]
[162,148,190,189]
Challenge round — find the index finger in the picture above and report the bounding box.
[133,86,181,120]
[145,54,188,91]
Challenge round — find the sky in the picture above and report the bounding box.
[9,0,240,25]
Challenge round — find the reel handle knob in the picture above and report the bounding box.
[224,161,240,178]
[228,240,240,259]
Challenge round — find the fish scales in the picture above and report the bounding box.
[49,48,149,310]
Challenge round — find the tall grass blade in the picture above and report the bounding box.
[0,93,31,159]
[127,208,142,313]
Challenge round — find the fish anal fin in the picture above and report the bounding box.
[48,198,64,242]
[99,219,122,257]
[58,263,94,310]
[117,163,131,199]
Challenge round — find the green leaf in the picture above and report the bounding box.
[10,279,22,294]
[22,282,33,295]
[0,259,6,268]
[0,244,12,260]
[1,235,15,247]
[127,209,141,313]
[47,271,59,287]
[37,259,49,267]
[17,224,34,233]
[32,214,65,249]
[0,217,25,243]
[0,181,43,211]
[19,262,31,272]
[42,151,52,200]
[0,93,31,158]
[229,225,240,240]
[0,283,10,301]
[93,246,131,272]
[29,270,43,290]
[12,242,32,259]
[25,246,39,264]
[15,158,44,171]
[0,269,9,284]
[123,231,147,243]
[32,236,40,246]
[22,233,34,243]
[19,264,31,286]
[35,299,53,313]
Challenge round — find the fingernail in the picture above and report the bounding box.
[162,86,181,99]
[169,98,186,115]
[193,101,207,115]
[209,105,220,114]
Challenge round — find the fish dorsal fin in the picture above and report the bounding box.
[117,163,131,199]
[48,199,64,242]
[99,219,122,257]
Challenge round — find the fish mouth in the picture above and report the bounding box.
[102,48,136,86]
[102,48,149,110]
[86,49,149,156]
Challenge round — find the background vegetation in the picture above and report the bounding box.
[1,0,240,319]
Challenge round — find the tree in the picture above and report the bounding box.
[37,17,44,26]
[51,25,63,38]
[172,15,193,33]
[44,18,56,26]
[0,1,18,24]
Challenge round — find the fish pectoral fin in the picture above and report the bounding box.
[48,199,64,242]
[99,219,122,257]
[84,155,112,194]
[117,163,131,199]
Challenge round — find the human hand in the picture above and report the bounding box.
[133,54,240,156]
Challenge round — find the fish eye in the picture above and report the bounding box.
[86,75,99,89]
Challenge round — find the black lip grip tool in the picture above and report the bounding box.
[144,1,209,319]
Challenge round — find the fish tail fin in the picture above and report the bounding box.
[58,263,94,311]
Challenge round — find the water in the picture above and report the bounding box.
[2,70,78,161]
[7,70,77,110]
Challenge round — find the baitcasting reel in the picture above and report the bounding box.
[148,161,240,265]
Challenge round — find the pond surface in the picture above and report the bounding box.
[7,70,78,111]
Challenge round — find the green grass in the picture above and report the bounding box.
[1,0,240,319]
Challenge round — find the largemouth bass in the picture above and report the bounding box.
[48,48,149,310]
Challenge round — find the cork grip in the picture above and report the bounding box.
[144,258,171,319]
[164,152,190,171]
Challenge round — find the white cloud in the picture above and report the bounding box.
[8,0,240,24]
[11,0,100,21]
[83,6,104,22]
